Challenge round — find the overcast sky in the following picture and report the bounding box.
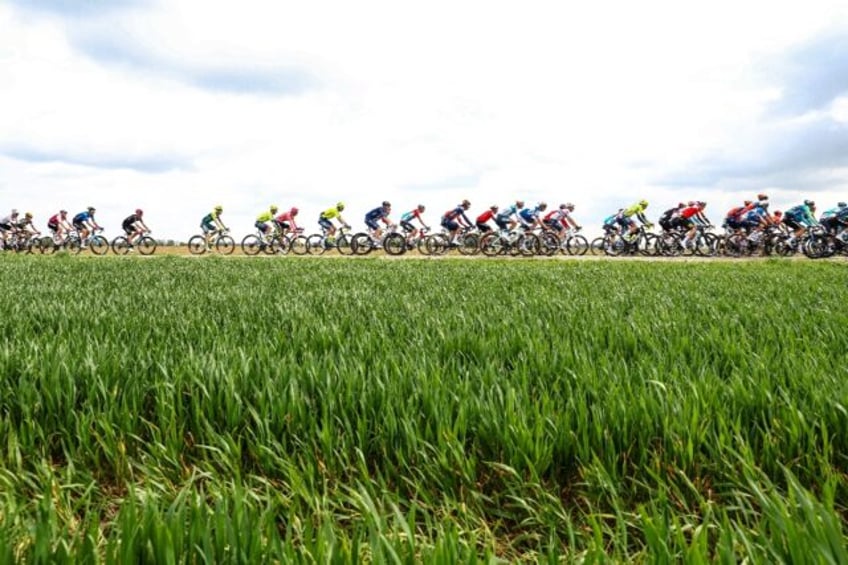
[2,0,848,239]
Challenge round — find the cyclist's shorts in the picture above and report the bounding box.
[0,223,11,231]
[475,222,492,232]
[400,221,415,233]
[724,217,742,230]
[543,219,562,232]
[275,220,290,231]
[318,217,333,231]
[616,216,634,228]
[603,223,617,234]
[364,219,380,230]
[47,221,59,233]
[255,221,269,232]
[782,217,802,230]
[122,220,137,235]
[73,220,86,230]
[494,218,509,231]
[201,221,216,233]
[441,218,459,231]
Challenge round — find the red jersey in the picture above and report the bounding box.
[681,206,702,219]
[476,210,495,224]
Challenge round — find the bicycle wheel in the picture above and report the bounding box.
[426,233,450,256]
[458,232,480,256]
[383,232,407,255]
[517,233,541,256]
[137,236,157,255]
[216,235,236,255]
[566,234,589,256]
[188,235,207,255]
[589,237,605,255]
[241,234,263,256]
[89,235,109,255]
[290,235,308,255]
[112,236,131,255]
[695,233,718,257]
[416,236,431,256]
[479,233,504,256]
[336,233,355,255]
[306,234,326,255]
[40,237,58,255]
[539,231,559,256]
[352,233,374,255]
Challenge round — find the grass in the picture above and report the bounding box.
[0,256,845,562]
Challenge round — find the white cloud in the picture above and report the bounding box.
[1,0,848,239]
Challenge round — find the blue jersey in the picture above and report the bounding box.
[73,212,92,223]
[603,214,619,225]
[518,207,540,223]
[365,207,388,221]
[743,206,767,224]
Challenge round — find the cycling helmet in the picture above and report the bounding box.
[60,209,67,214]
[697,201,706,207]
[538,202,547,210]
[838,202,847,208]
[687,201,696,206]
[135,208,143,216]
[87,206,96,212]
[25,212,32,218]
[214,205,223,212]
[290,207,299,214]
[336,202,345,211]
[639,199,649,207]
[270,205,278,213]
[461,199,471,208]
[11,209,18,215]
[757,193,769,200]
[382,201,391,208]
[804,199,815,207]
[417,204,425,211]
[565,202,575,210]
[678,202,685,208]
[516,200,525,208]
[743,200,753,206]
[490,204,499,211]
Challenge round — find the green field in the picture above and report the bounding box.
[0,256,846,562]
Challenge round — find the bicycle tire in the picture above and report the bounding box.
[695,233,718,257]
[188,235,208,255]
[336,233,355,255]
[426,234,450,256]
[566,234,589,256]
[89,235,110,255]
[458,232,480,256]
[539,231,559,256]
[517,233,540,256]
[241,234,263,256]
[383,232,407,255]
[306,234,326,255]
[289,235,308,255]
[352,233,374,255]
[137,236,157,255]
[479,233,503,256]
[216,235,236,255]
[112,236,131,255]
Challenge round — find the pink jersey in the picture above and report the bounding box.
[275,212,298,229]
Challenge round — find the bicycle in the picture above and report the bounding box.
[67,227,109,255]
[187,229,235,255]
[603,225,658,256]
[351,225,406,255]
[305,226,355,255]
[478,226,540,257]
[112,230,158,255]
[241,228,289,256]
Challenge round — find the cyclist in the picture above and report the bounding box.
[0,209,20,246]
[618,199,652,239]
[819,202,847,234]
[364,201,394,241]
[47,210,72,242]
[274,206,300,237]
[659,203,685,233]
[201,205,228,250]
[400,204,428,241]
[475,205,499,233]
[255,205,279,238]
[319,202,350,240]
[679,201,711,249]
[543,203,580,234]
[783,199,819,251]
[122,209,150,248]
[16,212,41,243]
[724,200,753,232]
[518,202,548,230]
[494,200,524,231]
[73,207,101,247]
[441,199,473,243]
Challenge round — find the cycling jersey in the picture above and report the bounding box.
[320,207,341,220]
[0,215,16,226]
[73,212,93,224]
[401,209,423,223]
[680,206,703,219]
[48,213,65,225]
[201,213,220,225]
[518,207,541,223]
[123,214,141,226]
[622,203,647,218]
[496,204,519,221]
[603,214,619,226]
[365,207,389,221]
[476,210,496,224]
[256,211,274,223]
[544,210,568,222]
[785,204,816,226]
[275,211,298,229]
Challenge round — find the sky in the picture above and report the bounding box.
[2,0,848,240]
